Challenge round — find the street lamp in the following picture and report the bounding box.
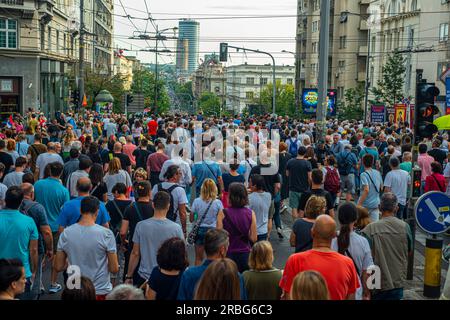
[154,26,178,114]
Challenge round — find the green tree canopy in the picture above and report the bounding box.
[198,92,221,116]
[256,81,297,116]
[131,69,170,114]
[338,83,365,121]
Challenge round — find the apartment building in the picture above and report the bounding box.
[0,0,114,116]
[295,0,370,100]
[369,0,450,111]
[226,63,295,113]
[113,52,133,91]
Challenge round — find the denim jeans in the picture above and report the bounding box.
[397,203,408,220]
[17,277,36,300]
[227,252,249,273]
[273,193,282,230]
[257,234,268,242]
[371,288,404,300]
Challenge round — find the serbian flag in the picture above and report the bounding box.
[6,115,15,128]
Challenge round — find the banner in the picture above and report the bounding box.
[394,104,407,124]
[301,89,337,117]
[446,77,450,114]
[410,104,415,129]
[370,105,385,123]
[386,107,395,124]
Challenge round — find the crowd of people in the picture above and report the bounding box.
[0,109,449,301]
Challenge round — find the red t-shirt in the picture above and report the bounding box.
[279,250,359,300]
[148,120,158,136]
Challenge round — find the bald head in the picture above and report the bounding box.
[114,142,123,152]
[20,183,34,199]
[76,177,92,194]
[312,215,337,242]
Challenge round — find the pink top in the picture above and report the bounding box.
[122,143,137,166]
[418,154,434,182]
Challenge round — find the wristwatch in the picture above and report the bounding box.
[125,275,133,280]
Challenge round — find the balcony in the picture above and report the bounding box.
[0,0,36,19]
[359,0,371,4]
[360,20,368,31]
[1,0,23,4]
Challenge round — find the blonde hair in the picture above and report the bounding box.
[305,195,327,219]
[248,241,274,271]
[134,168,148,180]
[291,271,330,300]
[108,157,122,175]
[200,179,218,201]
[356,206,371,230]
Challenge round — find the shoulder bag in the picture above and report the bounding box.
[187,200,213,245]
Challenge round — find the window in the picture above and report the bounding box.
[312,21,319,33]
[339,36,347,49]
[246,77,255,85]
[440,23,449,42]
[48,26,52,51]
[246,91,254,100]
[337,87,344,100]
[287,78,293,85]
[311,63,317,77]
[312,42,318,53]
[56,30,59,53]
[437,62,450,80]
[261,78,268,85]
[338,60,345,71]
[0,19,17,49]
[411,0,418,11]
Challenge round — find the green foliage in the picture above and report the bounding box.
[256,81,297,116]
[338,83,365,121]
[198,92,221,116]
[131,69,170,114]
[83,70,127,113]
[170,81,194,112]
[371,50,406,106]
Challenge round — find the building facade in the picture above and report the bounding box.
[176,19,199,77]
[295,0,370,100]
[369,0,450,112]
[113,52,133,91]
[226,64,295,113]
[0,0,114,117]
[193,54,226,105]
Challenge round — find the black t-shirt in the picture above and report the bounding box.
[133,148,151,169]
[88,152,102,165]
[286,158,312,193]
[428,148,447,166]
[123,201,154,246]
[47,124,60,136]
[90,182,108,202]
[101,152,131,171]
[0,151,13,173]
[292,219,314,253]
[222,173,245,192]
[149,267,184,300]
[105,199,133,234]
[249,165,281,198]
[298,189,334,215]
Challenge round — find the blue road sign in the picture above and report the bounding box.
[415,192,450,235]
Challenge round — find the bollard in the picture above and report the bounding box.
[406,217,416,280]
[423,236,443,298]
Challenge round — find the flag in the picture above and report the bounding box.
[6,114,14,128]
[82,94,88,107]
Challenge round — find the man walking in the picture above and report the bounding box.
[384,157,410,220]
[357,154,383,222]
[35,142,64,180]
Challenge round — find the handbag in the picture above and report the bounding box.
[187,201,213,245]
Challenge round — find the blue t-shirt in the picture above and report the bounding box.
[34,178,70,232]
[359,148,379,173]
[192,161,223,191]
[359,169,383,209]
[177,259,247,300]
[0,210,39,278]
[57,196,110,228]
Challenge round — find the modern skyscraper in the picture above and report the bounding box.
[176,19,200,77]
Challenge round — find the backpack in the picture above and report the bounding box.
[338,152,353,176]
[324,167,340,194]
[157,183,180,222]
[288,138,299,157]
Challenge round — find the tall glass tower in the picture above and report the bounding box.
[176,19,200,76]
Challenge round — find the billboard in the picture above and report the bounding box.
[301,88,337,116]
[394,104,407,124]
[370,105,385,123]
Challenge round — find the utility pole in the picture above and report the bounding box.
[316,0,331,142]
[78,0,85,112]
[364,29,371,123]
[154,25,159,114]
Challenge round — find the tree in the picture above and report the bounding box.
[371,50,406,106]
[198,92,221,116]
[82,70,127,113]
[338,83,365,120]
[256,81,297,116]
[131,69,170,114]
[170,81,194,113]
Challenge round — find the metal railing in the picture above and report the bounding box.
[0,0,24,5]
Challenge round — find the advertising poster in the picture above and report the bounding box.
[394,104,407,123]
[446,77,450,114]
[370,105,385,123]
[386,107,395,124]
[301,89,337,117]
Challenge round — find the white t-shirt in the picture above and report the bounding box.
[384,169,411,206]
[248,191,272,235]
[151,182,188,227]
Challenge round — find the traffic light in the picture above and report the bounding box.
[411,168,422,198]
[71,90,80,106]
[220,43,228,62]
[415,82,440,143]
[126,94,134,106]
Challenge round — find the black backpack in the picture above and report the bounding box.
[157,183,180,222]
[338,152,354,176]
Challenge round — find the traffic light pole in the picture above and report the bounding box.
[78,0,85,113]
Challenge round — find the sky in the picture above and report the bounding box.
[114,0,297,67]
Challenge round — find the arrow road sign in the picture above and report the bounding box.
[415,192,450,235]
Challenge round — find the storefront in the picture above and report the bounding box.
[40,59,70,118]
[0,77,21,120]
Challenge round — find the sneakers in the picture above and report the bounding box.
[48,283,62,294]
[277,227,284,239]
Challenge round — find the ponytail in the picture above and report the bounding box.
[337,224,351,255]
